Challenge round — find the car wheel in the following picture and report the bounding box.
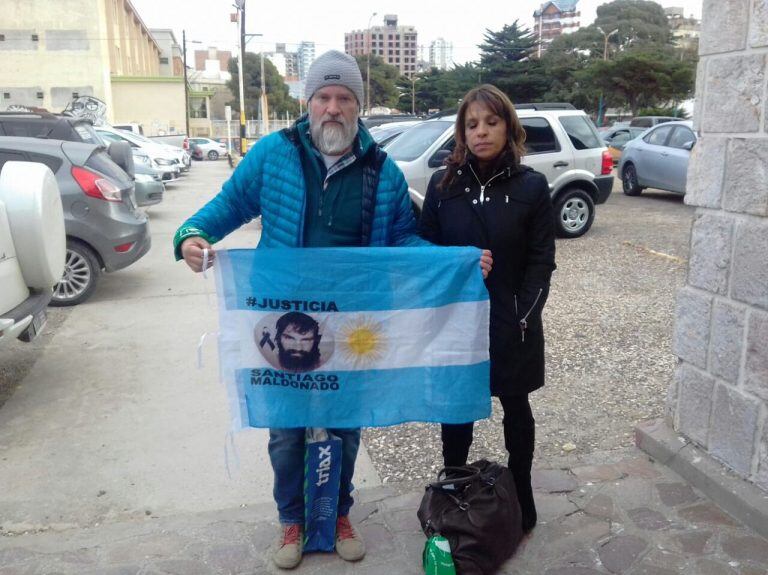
[207,150,219,161]
[622,164,643,196]
[554,188,595,239]
[51,239,101,307]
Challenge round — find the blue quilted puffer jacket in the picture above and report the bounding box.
[173,119,425,258]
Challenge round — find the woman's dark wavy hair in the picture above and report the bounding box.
[440,84,527,190]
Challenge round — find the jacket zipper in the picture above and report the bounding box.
[468,164,505,203]
[517,288,543,343]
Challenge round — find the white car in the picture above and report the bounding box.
[0,161,66,346]
[384,105,615,238]
[95,126,189,177]
[187,137,228,161]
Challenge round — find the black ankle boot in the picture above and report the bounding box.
[512,472,537,533]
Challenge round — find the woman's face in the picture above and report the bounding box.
[464,101,508,166]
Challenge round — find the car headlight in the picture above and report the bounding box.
[134,154,151,166]
[155,158,172,166]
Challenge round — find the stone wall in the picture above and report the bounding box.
[669,0,768,491]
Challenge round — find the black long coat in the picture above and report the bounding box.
[419,158,556,396]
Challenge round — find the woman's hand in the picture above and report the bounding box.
[181,237,215,273]
[480,249,493,279]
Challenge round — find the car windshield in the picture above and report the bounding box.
[384,120,453,161]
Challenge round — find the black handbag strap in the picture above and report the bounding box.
[431,466,481,490]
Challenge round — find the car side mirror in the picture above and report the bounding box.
[682,141,695,151]
[108,141,135,179]
[428,149,451,168]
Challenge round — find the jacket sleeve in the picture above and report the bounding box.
[388,160,431,247]
[517,174,557,321]
[418,169,444,244]
[173,138,267,260]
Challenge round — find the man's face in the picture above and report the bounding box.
[277,324,321,371]
[309,85,359,155]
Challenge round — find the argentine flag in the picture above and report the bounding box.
[214,247,491,429]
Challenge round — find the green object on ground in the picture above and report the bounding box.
[423,535,456,575]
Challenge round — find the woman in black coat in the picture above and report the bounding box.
[419,84,556,533]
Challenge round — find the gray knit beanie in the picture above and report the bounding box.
[304,50,364,106]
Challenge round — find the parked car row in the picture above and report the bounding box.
[0,111,193,313]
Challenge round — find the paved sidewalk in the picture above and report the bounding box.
[2,448,767,575]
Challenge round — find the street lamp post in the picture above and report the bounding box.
[182,30,202,137]
[366,12,377,116]
[596,26,619,127]
[410,76,418,115]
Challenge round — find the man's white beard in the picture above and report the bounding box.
[309,113,358,155]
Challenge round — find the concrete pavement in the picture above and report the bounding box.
[2,446,767,574]
[1,162,766,574]
[0,160,379,532]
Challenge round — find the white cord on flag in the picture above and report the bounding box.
[201,248,210,279]
[224,429,241,479]
[196,331,219,369]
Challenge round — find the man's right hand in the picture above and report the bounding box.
[181,237,215,273]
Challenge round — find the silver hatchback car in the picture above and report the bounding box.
[0,137,151,305]
[619,121,695,196]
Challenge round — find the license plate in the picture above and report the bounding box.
[19,309,47,342]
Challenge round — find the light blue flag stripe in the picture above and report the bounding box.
[235,363,491,428]
[220,246,487,313]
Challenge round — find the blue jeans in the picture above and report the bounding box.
[268,427,361,524]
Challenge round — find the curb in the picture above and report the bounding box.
[635,417,768,539]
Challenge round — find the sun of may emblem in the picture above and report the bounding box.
[338,316,386,367]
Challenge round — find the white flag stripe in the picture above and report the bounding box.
[220,299,490,371]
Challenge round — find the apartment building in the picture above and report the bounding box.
[429,38,453,71]
[344,14,418,78]
[533,0,581,55]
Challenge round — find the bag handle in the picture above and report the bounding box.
[431,466,481,490]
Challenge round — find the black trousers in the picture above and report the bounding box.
[441,394,537,532]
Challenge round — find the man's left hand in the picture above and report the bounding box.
[480,249,493,279]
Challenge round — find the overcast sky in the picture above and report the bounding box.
[130,0,703,64]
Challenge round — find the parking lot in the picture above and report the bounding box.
[0,161,696,503]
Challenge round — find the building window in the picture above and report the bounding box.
[31,34,39,41]
[160,57,169,64]
[0,34,5,41]
[72,92,79,98]
[3,93,10,99]
[36,92,44,99]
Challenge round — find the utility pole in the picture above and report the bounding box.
[260,52,268,136]
[236,1,247,156]
[366,12,377,116]
[183,29,190,137]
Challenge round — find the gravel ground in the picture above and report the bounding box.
[363,184,696,489]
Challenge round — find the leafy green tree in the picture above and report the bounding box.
[355,55,401,109]
[594,0,673,48]
[398,63,483,113]
[478,21,549,103]
[227,53,299,118]
[578,48,694,116]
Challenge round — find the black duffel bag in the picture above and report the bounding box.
[417,460,523,575]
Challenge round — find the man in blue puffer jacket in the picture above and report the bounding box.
[173,50,430,571]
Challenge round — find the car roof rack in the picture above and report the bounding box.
[514,103,576,110]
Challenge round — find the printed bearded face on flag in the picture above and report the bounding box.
[255,312,335,373]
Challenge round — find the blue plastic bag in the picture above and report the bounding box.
[304,428,342,552]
